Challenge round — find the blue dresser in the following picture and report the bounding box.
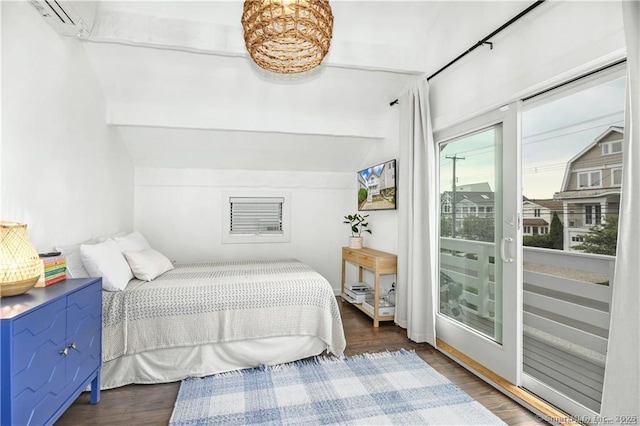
[1,278,102,425]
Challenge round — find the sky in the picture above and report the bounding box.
[440,76,626,199]
[359,162,385,181]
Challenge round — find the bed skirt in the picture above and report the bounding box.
[100,335,328,389]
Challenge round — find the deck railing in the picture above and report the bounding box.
[439,238,614,413]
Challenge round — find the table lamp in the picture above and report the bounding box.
[0,221,41,297]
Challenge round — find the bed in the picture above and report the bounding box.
[99,258,346,389]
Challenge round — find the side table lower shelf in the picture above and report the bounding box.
[343,298,395,325]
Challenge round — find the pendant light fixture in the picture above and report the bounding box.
[241,0,334,74]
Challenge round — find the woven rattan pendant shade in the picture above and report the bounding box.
[242,0,333,74]
[0,221,41,297]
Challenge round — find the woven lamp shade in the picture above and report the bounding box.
[0,221,41,297]
[241,0,333,74]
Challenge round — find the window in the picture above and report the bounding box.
[571,236,585,242]
[230,197,282,234]
[612,168,622,186]
[533,227,539,235]
[585,204,602,226]
[534,208,541,217]
[222,192,291,243]
[577,171,602,188]
[524,226,531,233]
[470,206,477,214]
[443,205,451,213]
[602,140,623,155]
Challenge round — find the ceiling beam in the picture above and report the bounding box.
[89,9,425,75]
[106,103,389,140]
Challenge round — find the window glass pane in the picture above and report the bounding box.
[522,72,624,414]
[439,126,502,343]
[613,169,622,185]
[579,173,588,187]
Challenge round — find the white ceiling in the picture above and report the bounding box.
[82,1,530,172]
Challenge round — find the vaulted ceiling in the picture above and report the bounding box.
[81,1,529,172]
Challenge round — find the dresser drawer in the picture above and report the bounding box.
[343,248,376,269]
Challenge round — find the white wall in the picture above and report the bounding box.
[357,109,401,258]
[1,2,134,251]
[134,168,355,291]
[430,1,626,131]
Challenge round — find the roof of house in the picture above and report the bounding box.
[455,182,492,192]
[441,191,494,204]
[527,199,563,211]
[523,218,549,226]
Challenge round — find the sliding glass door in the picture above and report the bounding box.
[520,65,625,417]
[435,104,522,384]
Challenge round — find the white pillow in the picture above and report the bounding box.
[80,240,134,291]
[113,230,151,253]
[56,238,100,278]
[124,248,174,281]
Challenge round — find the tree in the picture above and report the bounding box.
[549,212,564,250]
[572,216,618,256]
[523,233,552,248]
[440,217,453,238]
[461,216,494,242]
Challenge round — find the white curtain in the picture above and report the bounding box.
[395,79,438,346]
[600,1,640,418]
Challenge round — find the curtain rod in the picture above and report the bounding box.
[389,0,546,107]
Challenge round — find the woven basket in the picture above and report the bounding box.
[0,222,41,297]
[242,0,333,74]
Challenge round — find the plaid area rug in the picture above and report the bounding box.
[169,349,506,425]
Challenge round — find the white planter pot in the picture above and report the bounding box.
[348,236,363,249]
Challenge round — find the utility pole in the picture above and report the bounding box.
[446,154,465,238]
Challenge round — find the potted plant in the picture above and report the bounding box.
[343,213,371,249]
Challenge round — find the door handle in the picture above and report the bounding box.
[500,237,514,263]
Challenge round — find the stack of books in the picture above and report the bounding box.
[36,254,67,287]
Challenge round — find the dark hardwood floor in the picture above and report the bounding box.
[57,298,542,425]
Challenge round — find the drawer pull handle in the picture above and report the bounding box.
[60,347,68,356]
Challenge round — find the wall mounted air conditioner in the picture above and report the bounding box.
[28,0,96,38]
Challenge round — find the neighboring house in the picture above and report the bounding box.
[441,190,495,232]
[366,172,380,196]
[522,198,563,236]
[362,160,395,200]
[554,126,623,250]
[378,160,396,194]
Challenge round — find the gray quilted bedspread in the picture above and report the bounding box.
[101,259,346,362]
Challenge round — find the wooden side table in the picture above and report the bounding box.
[341,247,397,327]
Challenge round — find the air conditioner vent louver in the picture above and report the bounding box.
[28,0,92,38]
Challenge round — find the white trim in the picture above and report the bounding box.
[222,191,292,244]
[573,166,605,173]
